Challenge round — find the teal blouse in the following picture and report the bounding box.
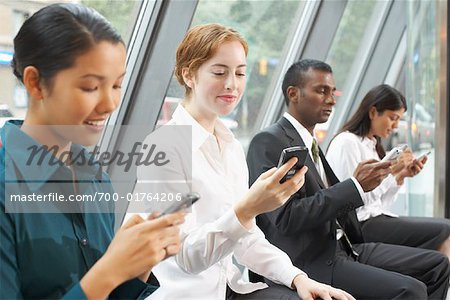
[0,120,157,299]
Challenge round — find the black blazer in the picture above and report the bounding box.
[247,117,364,284]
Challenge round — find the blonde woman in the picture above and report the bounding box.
[139,24,353,300]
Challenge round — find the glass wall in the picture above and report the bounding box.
[0,0,142,124]
[314,0,379,144]
[378,0,444,218]
[326,1,378,94]
[315,0,445,218]
[399,0,442,217]
[158,0,304,148]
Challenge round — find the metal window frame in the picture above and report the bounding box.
[257,0,321,129]
[384,30,407,87]
[436,0,449,217]
[322,0,399,147]
[97,0,198,227]
[259,0,349,129]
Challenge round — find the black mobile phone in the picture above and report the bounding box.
[160,192,200,216]
[277,146,308,183]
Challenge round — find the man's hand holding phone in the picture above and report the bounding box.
[353,159,392,192]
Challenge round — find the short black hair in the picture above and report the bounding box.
[282,59,332,106]
[12,3,123,91]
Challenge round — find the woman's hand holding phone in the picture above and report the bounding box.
[417,151,431,163]
[277,146,308,183]
[81,211,185,297]
[392,149,429,185]
[390,148,412,176]
[406,151,428,175]
[111,212,184,277]
[234,156,308,229]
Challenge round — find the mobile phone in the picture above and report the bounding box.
[277,146,308,183]
[417,151,431,161]
[160,192,200,216]
[381,144,408,162]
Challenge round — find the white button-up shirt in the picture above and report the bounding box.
[142,105,304,300]
[283,113,330,187]
[326,131,400,221]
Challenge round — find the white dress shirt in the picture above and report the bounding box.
[282,113,365,196]
[141,105,304,300]
[283,113,330,187]
[326,131,400,221]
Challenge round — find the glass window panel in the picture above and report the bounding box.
[0,0,142,123]
[326,1,377,91]
[80,0,143,45]
[384,1,439,218]
[400,0,439,217]
[159,0,304,148]
[315,1,378,144]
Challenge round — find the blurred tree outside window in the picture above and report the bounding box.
[326,1,377,94]
[81,0,143,45]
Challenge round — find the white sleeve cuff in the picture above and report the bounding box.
[386,173,401,187]
[215,209,254,242]
[350,176,365,199]
[281,267,308,290]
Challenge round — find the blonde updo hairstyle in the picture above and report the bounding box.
[175,23,248,98]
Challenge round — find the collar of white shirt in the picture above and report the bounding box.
[283,112,317,156]
[281,113,365,197]
[171,104,235,151]
[361,134,377,151]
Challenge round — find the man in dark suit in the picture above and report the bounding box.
[247,59,450,299]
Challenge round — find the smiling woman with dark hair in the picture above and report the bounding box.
[327,84,450,259]
[0,3,184,299]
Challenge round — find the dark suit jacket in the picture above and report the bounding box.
[247,117,364,284]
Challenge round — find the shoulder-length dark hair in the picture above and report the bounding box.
[339,84,407,158]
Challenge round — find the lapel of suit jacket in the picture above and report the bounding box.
[278,117,326,189]
[319,148,340,186]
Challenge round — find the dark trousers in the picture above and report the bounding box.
[360,215,450,250]
[331,242,450,300]
[226,284,299,300]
